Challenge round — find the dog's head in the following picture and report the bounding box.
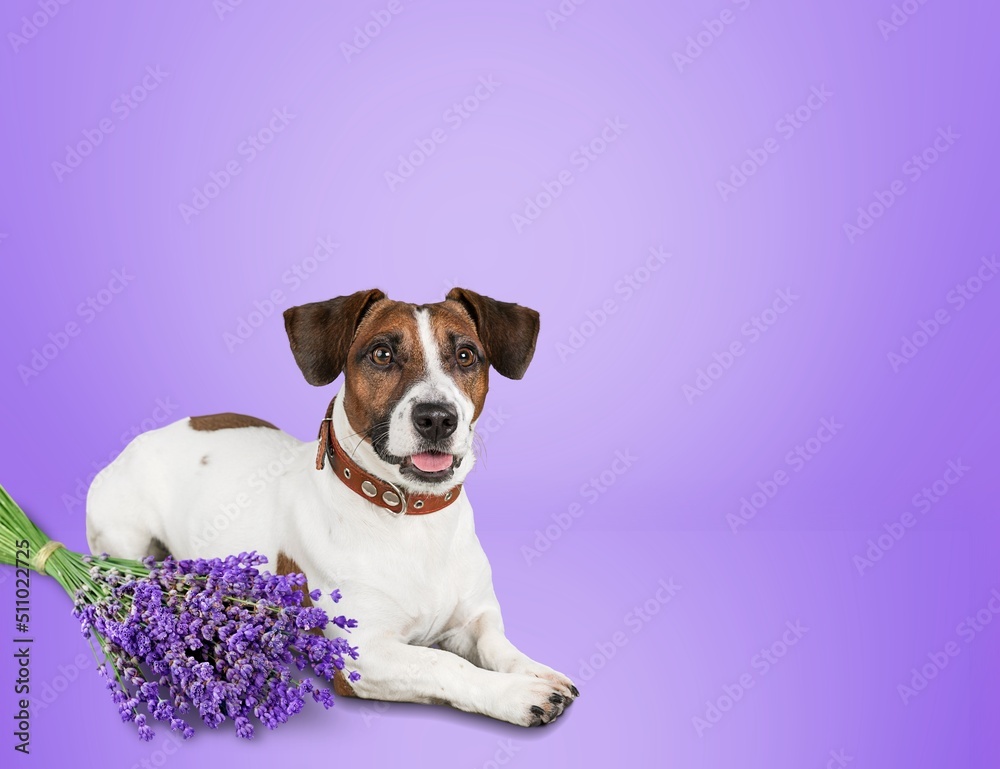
[283,288,539,494]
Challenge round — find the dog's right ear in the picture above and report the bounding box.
[283,289,386,386]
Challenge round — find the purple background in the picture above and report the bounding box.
[1,1,997,766]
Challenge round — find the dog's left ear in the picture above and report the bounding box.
[446,287,540,379]
[283,289,386,386]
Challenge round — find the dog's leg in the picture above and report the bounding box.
[86,509,159,560]
[85,454,161,560]
[439,610,579,699]
[348,639,572,726]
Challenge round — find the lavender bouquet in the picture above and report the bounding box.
[0,482,359,740]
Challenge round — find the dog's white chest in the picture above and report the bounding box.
[297,477,482,645]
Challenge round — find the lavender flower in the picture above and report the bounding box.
[74,551,360,740]
[0,482,359,742]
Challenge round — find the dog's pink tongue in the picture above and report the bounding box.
[411,452,453,473]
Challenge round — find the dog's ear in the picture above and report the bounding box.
[446,287,540,379]
[283,289,386,386]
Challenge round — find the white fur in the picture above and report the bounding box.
[85,313,576,726]
[380,309,477,495]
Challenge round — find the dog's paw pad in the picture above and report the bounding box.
[504,675,572,726]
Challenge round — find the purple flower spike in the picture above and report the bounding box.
[65,549,359,741]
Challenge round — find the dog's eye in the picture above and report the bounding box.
[456,347,477,367]
[371,345,393,366]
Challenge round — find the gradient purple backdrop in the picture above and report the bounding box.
[1,1,998,767]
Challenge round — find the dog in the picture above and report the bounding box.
[86,287,578,726]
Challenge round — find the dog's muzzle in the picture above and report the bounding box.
[316,397,463,516]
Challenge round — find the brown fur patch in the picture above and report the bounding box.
[283,289,386,386]
[342,302,426,444]
[189,413,278,432]
[341,299,494,438]
[332,669,357,698]
[275,552,357,698]
[430,301,490,421]
[275,552,313,605]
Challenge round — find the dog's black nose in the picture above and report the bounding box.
[412,402,458,443]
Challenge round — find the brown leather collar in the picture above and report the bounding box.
[315,397,462,516]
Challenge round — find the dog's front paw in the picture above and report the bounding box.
[509,660,580,701]
[498,673,574,727]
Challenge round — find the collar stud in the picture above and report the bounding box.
[317,396,462,516]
